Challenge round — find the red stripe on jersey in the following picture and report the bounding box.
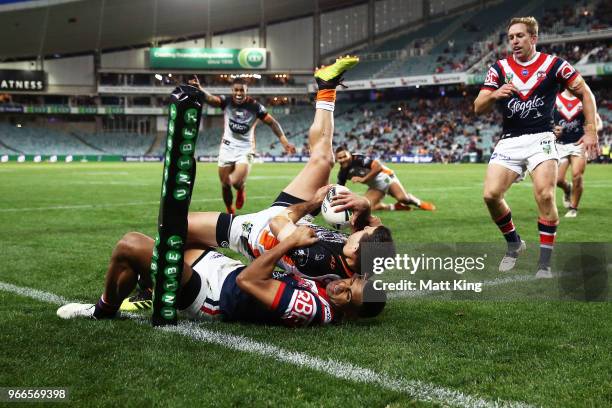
[507,53,548,82]
[480,86,498,91]
[270,281,287,310]
[556,93,582,121]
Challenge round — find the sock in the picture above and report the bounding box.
[93,296,120,319]
[315,89,336,111]
[494,210,521,251]
[538,217,558,267]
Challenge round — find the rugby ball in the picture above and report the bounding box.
[321,185,352,229]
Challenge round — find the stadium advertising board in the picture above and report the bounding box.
[149,48,267,70]
[0,69,46,91]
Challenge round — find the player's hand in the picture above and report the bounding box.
[284,142,297,155]
[313,185,333,205]
[577,129,599,160]
[331,190,370,214]
[289,226,318,248]
[350,176,365,183]
[553,125,563,138]
[491,83,517,100]
[188,75,204,92]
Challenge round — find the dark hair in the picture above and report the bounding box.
[354,225,395,276]
[232,77,247,86]
[358,280,387,318]
[335,145,348,154]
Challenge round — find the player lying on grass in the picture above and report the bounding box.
[120,56,395,312]
[334,146,436,212]
[56,226,386,326]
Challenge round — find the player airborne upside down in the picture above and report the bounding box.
[57,57,390,327]
[188,76,296,215]
[334,146,436,212]
[474,16,599,278]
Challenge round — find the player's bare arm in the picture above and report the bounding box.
[187,75,222,107]
[236,226,318,307]
[330,190,382,231]
[353,159,382,183]
[566,75,599,157]
[262,114,296,154]
[474,84,518,115]
[269,185,332,240]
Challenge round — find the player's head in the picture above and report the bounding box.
[325,275,387,319]
[507,17,538,62]
[343,225,394,273]
[231,78,248,104]
[335,146,352,168]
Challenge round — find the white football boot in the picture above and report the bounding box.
[57,303,96,319]
[535,265,554,279]
[499,240,526,272]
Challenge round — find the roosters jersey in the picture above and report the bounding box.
[220,269,336,327]
[337,154,393,185]
[482,52,578,137]
[219,95,268,146]
[554,93,585,144]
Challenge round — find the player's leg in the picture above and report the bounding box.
[557,156,572,208]
[230,162,251,210]
[483,163,524,271]
[387,180,436,211]
[282,56,359,201]
[364,189,388,211]
[57,232,195,319]
[567,154,586,217]
[531,159,559,277]
[219,164,235,214]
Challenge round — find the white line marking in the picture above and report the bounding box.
[388,274,539,299]
[0,281,533,408]
[0,196,272,212]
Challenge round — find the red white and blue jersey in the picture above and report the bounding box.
[219,268,336,327]
[554,93,584,144]
[482,52,579,137]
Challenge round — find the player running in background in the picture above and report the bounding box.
[474,17,598,278]
[189,76,296,214]
[553,89,602,218]
[334,146,436,212]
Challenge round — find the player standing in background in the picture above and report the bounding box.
[553,89,602,218]
[335,146,436,212]
[474,17,598,278]
[189,76,296,214]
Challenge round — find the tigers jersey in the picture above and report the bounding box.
[219,269,336,327]
[481,52,578,137]
[554,93,585,144]
[337,154,393,185]
[219,95,268,146]
[250,222,354,282]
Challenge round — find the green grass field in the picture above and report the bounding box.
[1,162,611,407]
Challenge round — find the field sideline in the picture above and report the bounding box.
[1,162,611,407]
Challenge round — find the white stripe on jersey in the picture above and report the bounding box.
[498,54,556,98]
[556,95,582,120]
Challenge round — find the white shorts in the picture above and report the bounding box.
[179,251,244,321]
[556,142,585,160]
[227,206,287,261]
[218,139,254,167]
[366,172,397,194]
[489,132,558,177]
